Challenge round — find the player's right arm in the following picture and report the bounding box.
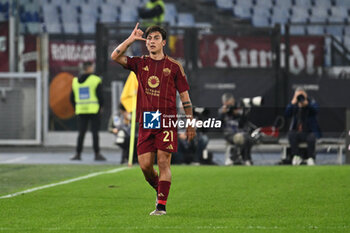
[110,22,146,67]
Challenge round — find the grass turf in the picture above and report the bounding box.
[0,165,349,232]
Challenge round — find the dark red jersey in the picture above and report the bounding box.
[125,55,189,123]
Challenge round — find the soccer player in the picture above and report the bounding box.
[111,23,196,215]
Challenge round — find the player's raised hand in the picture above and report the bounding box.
[129,23,146,42]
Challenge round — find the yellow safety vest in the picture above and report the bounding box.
[144,0,165,26]
[72,74,101,115]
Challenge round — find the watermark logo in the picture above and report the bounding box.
[143,110,161,129]
[143,110,222,129]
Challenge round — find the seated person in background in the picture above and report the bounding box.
[172,106,210,165]
[285,87,321,166]
[108,103,137,164]
[218,93,253,166]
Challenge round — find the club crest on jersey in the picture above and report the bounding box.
[148,76,160,88]
[163,68,171,76]
[143,66,149,71]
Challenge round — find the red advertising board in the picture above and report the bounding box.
[199,35,324,75]
[49,41,95,77]
[0,22,8,72]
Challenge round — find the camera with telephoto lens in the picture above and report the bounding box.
[241,96,264,108]
[296,94,306,103]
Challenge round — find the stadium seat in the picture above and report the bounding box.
[313,0,333,8]
[275,0,292,8]
[123,0,144,7]
[291,6,310,18]
[310,7,329,18]
[27,22,41,34]
[254,0,273,8]
[326,25,344,36]
[88,0,103,5]
[252,7,271,18]
[42,4,61,33]
[216,0,234,10]
[343,26,350,35]
[65,0,84,9]
[103,0,123,6]
[234,0,253,8]
[63,22,80,34]
[0,1,8,13]
[294,0,312,7]
[309,16,327,23]
[99,5,118,22]
[271,7,290,25]
[233,6,251,19]
[307,25,325,35]
[252,15,269,27]
[290,6,309,23]
[45,21,62,33]
[330,6,348,18]
[334,0,350,7]
[165,3,177,16]
[80,4,98,18]
[60,5,79,22]
[164,3,177,26]
[290,25,305,35]
[80,15,97,33]
[328,17,346,23]
[119,5,138,22]
[59,5,79,33]
[270,15,289,25]
[177,13,195,27]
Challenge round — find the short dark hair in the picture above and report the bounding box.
[83,61,93,71]
[145,25,167,40]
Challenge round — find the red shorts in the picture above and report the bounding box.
[137,126,178,155]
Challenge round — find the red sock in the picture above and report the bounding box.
[146,175,159,191]
[157,181,171,206]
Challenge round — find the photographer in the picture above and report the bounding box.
[108,103,137,164]
[173,106,210,165]
[218,93,254,165]
[285,87,321,166]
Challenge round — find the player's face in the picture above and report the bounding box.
[146,31,166,54]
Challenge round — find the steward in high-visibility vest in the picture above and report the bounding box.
[72,74,102,115]
[70,61,106,161]
[138,0,165,27]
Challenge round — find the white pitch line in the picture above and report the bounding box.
[0,166,130,199]
[0,156,28,164]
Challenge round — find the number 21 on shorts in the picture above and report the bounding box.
[163,130,174,142]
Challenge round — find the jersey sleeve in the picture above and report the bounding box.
[125,56,142,73]
[174,63,189,93]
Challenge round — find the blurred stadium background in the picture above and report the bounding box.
[0,0,350,165]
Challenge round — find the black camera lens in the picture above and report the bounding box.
[297,94,305,103]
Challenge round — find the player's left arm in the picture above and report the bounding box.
[179,91,196,142]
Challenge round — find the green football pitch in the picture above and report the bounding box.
[0,164,349,233]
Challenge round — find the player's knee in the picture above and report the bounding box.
[139,162,153,172]
[157,156,170,169]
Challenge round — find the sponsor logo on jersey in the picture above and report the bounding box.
[148,75,160,88]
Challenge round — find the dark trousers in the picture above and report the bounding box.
[225,132,253,161]
[288,130,316,159]
[76,114,100,154]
